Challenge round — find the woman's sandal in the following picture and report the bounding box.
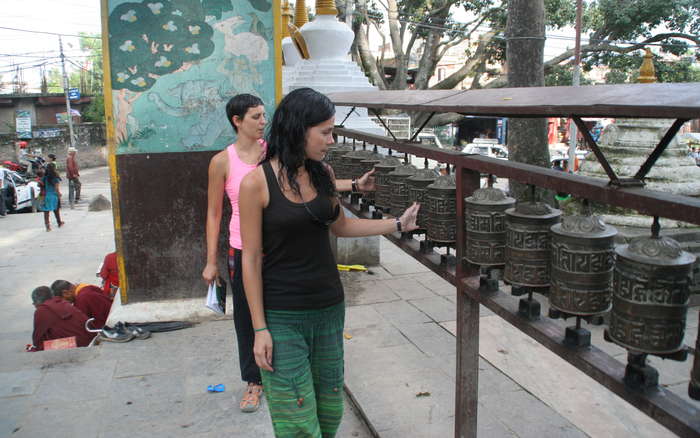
[58,221,65,228]
[240,383,263,413]
[45,224,51,232]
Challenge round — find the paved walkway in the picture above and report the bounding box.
[1,166,697,437]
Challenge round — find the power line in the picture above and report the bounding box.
[0,25,100,39]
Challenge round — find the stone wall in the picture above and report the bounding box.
[0,123,107,169]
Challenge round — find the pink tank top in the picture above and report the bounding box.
[225,140,267,249]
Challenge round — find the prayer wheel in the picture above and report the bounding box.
[549,215,617,315]
[504,202,561,288]
[343,149,373,183]
[359,152,384,203]
[425,174,457,244]
[690,317,700,400]
[373,156,402,211]
[389,164,417,214]
[325,142,353,180]
[407,168,439,230]
[464,187,515,266]
[609,233,695,354]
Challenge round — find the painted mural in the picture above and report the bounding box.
[107,0,275,154]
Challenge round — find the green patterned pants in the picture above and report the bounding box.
[261,301,345,438]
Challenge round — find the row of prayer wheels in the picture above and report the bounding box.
[464,185,696,356]
[326,142,457,243]
[328,141,699,398]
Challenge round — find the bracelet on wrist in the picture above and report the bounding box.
[395,217,402,232]
[254,327,268,332]
[351,179,359,192]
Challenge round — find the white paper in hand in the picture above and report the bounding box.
[206,282,224,314]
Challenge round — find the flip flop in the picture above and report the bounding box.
[207,384,225,393]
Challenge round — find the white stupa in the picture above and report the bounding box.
[282,0,384,135]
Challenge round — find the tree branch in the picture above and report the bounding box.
[430,31,496,90]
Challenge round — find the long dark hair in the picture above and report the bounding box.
[44,162,60,184]
[264,88,335,198]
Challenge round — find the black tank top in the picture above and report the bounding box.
[261,161,344,310]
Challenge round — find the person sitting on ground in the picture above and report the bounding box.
[99,251,119,299]
[31,286,95,350]
[51,280,113,329]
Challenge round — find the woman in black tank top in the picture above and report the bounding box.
[238,88,420,437]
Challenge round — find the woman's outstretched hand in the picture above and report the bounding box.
[357,169,376,192]
[399,202,420,232]
[254,330,274,372]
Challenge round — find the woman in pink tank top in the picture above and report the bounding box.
[203,94,268,413]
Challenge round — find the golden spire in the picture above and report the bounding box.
[638,48,657,83]
[281,0,293,39]
[294,0,308,28]
[316,0,338,16]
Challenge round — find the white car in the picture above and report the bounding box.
[1,168,40,213]
[463,141,509,160]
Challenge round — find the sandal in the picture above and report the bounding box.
[240,383,263,413]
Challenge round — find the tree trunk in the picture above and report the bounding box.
[506,0,552,202]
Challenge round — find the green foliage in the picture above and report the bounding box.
[82,95,105,123]
[544,65,594,86]
[601,51,700,84]
[109,0,220,92]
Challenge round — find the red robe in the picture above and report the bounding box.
[33,297,95,350]
[99,252,119,296]
[74,285,113,329]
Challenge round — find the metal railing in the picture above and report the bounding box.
[334,126,700,438]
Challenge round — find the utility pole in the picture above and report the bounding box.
[59,35,76,149]
[568,0,583,172]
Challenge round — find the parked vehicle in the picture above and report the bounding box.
[462,139,509,160]
[1,168,40,213]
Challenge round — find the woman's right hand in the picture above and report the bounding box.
[202,263,218,285]
[254,330,274,372]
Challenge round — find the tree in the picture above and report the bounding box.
[77,33,103,96]
[351,0,699,94]
[506,0,552,202]
[83,94,105,123]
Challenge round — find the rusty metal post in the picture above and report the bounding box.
[455,165,482,438]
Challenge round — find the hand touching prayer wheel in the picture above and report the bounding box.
[389,163,417,214]
[407,167,439,230]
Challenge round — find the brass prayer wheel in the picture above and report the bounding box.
[389,164,417,214]
[407,168,440,230]
[359,152,384,203]
[464,187,515,266]
[426,174,457,244]
[504,202,561,288]
[609,234,695,354]
[343,149,373,183]
[690,316,700,400]
[373,156,402,211]
[325,142,353,180]
[549,215,617,315]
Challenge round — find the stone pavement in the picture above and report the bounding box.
[1,166,698,437]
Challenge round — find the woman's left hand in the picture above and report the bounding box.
[357,169,376,192]
[399,202,420,232]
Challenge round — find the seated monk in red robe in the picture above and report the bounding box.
[31,286,95,350]
[51,280,113,329]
